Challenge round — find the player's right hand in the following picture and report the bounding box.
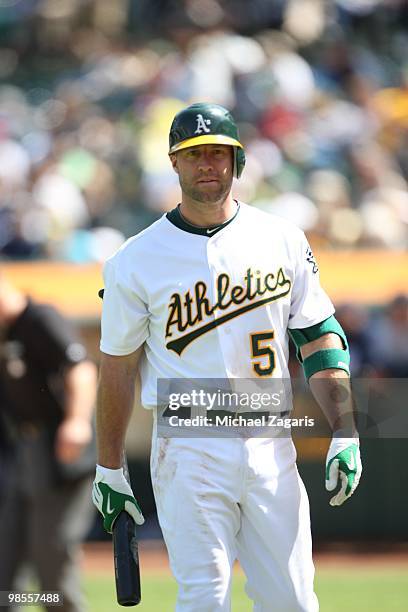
[92,464,145,533]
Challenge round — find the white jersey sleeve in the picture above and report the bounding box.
[288,231,334,329]
[100,256,149,356]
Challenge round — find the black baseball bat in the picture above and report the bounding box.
[112,455,141,606]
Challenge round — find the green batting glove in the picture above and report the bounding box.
[92,464,145,533]
[325,438,362,507]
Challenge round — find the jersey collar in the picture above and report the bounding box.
[166,202,240,236]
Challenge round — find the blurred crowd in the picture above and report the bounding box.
[0,0,408,261]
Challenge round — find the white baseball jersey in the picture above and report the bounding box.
[101,201,325,611]
[100,202,334,409]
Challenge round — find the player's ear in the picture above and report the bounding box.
[169,153,179,174]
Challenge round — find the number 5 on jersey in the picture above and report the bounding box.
[250,330,276,377]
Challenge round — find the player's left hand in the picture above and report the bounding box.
[325,437,362,506]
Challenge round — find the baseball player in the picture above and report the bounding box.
[92,103,362,611]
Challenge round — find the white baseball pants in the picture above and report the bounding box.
[150,426,319,612]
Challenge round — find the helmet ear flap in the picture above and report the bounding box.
[235,147,246,178]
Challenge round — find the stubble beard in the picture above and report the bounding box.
[179,175,233,206]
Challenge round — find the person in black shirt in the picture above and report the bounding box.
[0,273,97,612]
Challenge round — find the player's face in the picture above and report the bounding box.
[171,144,234,204]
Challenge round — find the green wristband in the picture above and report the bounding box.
[303,348,350,381]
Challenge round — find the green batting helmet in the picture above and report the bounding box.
[168,102,246,178]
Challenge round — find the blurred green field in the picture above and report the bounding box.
[83,568,408,611]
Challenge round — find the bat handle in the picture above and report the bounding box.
[113,511,141,606]
[113,451,141,606]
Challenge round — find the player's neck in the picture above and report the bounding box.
[179,194,237,228]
